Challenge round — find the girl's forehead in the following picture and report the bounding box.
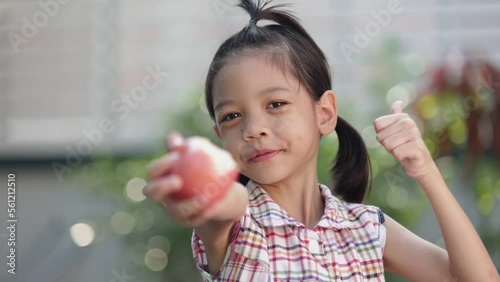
[213,56,298,98]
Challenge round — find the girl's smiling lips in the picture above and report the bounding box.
[248,149,282,162]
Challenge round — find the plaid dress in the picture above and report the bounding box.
[192,180,386,281]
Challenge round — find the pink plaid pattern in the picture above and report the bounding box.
[192,180,386,281]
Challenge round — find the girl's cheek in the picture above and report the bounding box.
[220,136,237,154]
[271,115,290,131]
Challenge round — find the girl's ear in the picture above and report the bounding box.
[213,124,221,138]
[316,90,337,135]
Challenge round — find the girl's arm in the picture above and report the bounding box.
[194,181,249,275]
[383,214,452,281]
[383,166,499,281]
[374,101,499,281]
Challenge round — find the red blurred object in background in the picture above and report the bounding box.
[415,47,500,164]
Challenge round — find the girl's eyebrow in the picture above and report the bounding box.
[257,85,291,96]
[214,85,291,112]
[214,99,235,113]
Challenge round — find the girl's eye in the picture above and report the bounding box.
[221,112,241,123]
[268,101,287,109]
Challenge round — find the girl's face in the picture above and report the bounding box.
[212,55,336,185]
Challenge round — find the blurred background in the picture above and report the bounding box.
[0,0,499,281]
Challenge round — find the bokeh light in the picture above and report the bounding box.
[70,222,95,247]
[145,248,168,271]
[125,177,147,202]
[417,95,439,120]
[386,83,411,108]
[447,120,466,145]
[404,53,426,77]
[148,235,172,255]
[111,211,135,235]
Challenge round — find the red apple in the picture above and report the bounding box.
[169,137,239,206]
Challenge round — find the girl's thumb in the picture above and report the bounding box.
[390,100,404,114]
[167,131,186,152]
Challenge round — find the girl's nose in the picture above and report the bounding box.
[242,115,270,141]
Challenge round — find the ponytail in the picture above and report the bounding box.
[331,117,371,203]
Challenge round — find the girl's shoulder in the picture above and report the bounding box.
[318,183,386,230]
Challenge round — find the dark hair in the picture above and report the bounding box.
[204,0,371,203]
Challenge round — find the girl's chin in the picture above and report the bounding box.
[246,172,286,186]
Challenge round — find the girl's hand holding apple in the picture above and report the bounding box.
[143,132,240,227]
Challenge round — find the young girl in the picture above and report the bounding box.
[144,0,499,281]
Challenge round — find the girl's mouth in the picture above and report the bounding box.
[250,150,282,162]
